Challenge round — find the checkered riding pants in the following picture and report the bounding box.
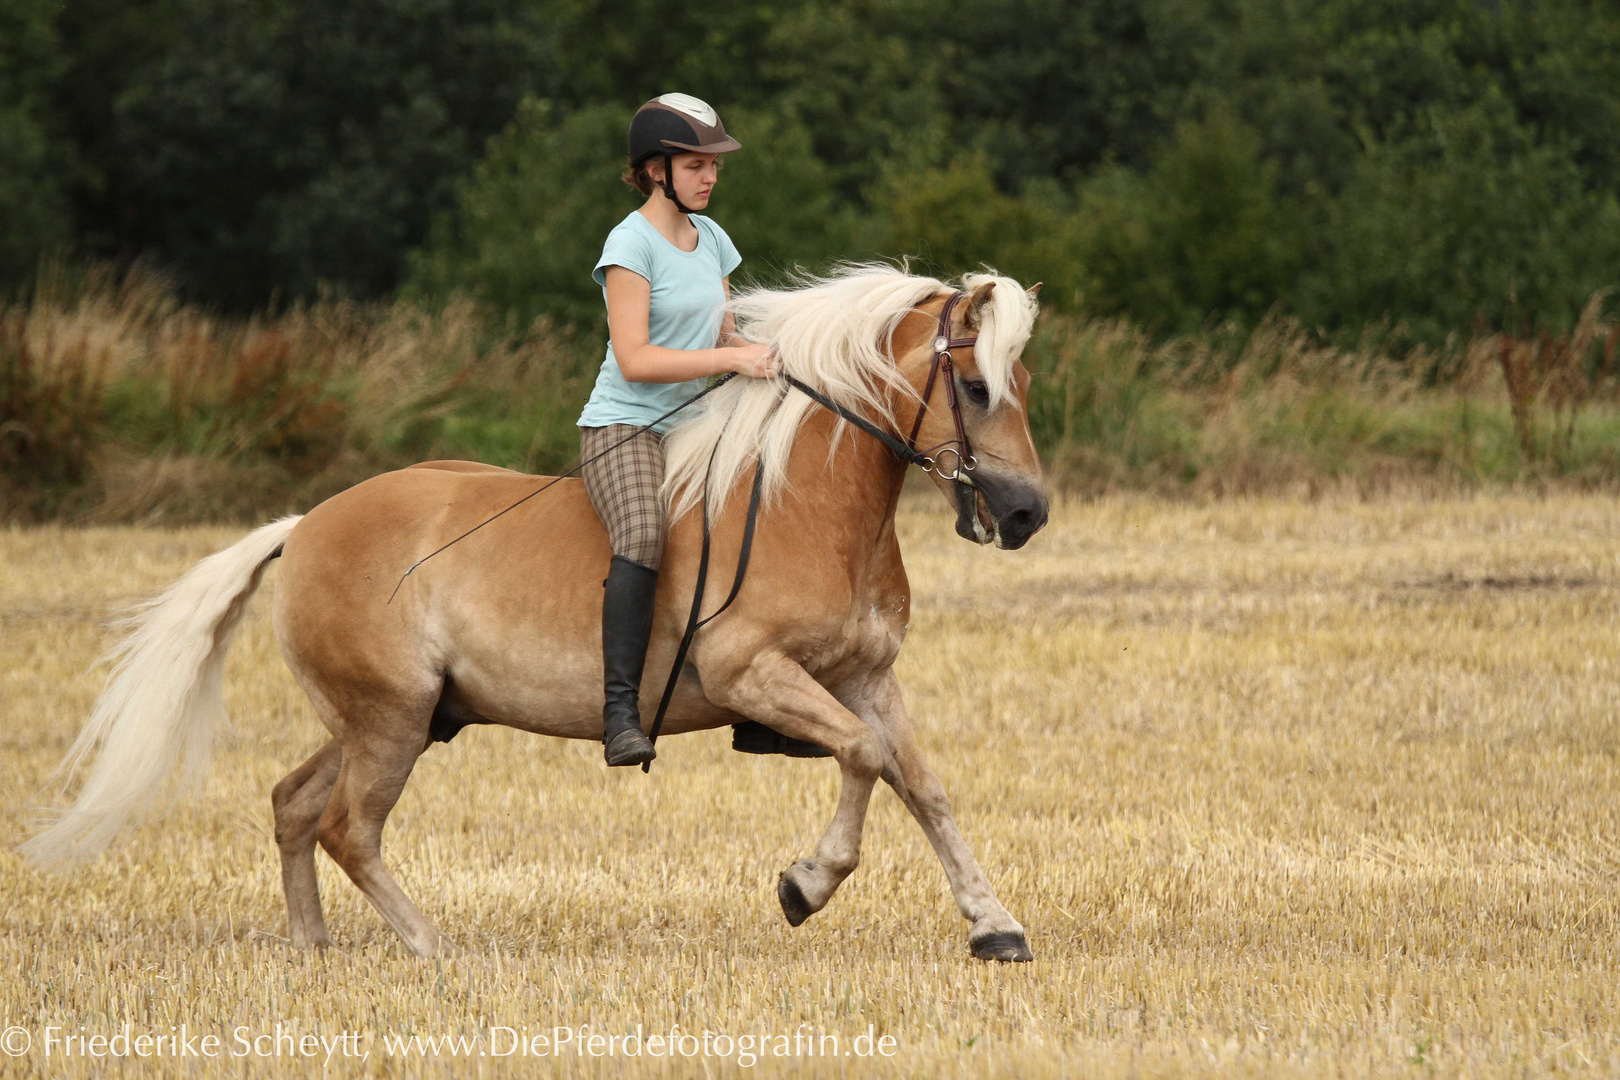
[579,424,667,570]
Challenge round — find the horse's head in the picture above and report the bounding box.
[898,277,1049,549]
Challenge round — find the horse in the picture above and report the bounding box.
[20,265,1050,963]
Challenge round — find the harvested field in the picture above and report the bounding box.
[1,493,1617,1077]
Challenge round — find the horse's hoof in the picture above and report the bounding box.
[969,931,1034,962]
[777,874,814,927]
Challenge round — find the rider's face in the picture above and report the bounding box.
[652,153,721,209]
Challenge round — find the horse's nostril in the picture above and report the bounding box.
[998,501,1047,540]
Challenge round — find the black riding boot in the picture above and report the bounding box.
[601,555,658,767]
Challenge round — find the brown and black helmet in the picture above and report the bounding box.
[627,94,741,213]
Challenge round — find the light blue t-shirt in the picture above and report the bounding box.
[577,210,743,434]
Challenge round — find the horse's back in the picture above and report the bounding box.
[269,461,733,738]
[280,463,604,598]
[271,463,607,697]
[405,459,523,476]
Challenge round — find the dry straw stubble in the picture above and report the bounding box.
[1,493,1618,1076]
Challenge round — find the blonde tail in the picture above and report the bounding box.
[18,515,302,868]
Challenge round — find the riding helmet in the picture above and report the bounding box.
[628,94,742,165]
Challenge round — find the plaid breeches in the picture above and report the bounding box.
[579,424,668,570]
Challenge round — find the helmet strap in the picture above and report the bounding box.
[659,153,695,215]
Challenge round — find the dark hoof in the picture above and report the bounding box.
[604,728,656,767]
[777,875,814,927]
[970,931,1034,963]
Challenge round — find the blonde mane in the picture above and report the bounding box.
[661,263,1038,525]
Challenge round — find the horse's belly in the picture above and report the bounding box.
[443,645,744,741]
[429,550,749,740]
[273,463,868,745]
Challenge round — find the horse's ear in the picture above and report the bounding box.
[1026,282,1043,299]
[965,280,996,329]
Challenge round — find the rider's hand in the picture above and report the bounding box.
[730,342,778,379]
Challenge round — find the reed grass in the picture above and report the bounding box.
[3,263,1618,523]
[2,263,587,522]
[1028,295,1620,495]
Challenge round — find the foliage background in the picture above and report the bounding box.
[4,0,1618,341]
[3,0,1620,521]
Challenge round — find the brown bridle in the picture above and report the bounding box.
[904,290,980,481]
[400,287,997,767]
[781,289,983,484]
[648,290,988,761]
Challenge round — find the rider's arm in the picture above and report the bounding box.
[605,267,760,383]
[717,277,742,347]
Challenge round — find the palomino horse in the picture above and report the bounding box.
[22,266,1049,962]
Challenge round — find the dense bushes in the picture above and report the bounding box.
[4,0,1617,346]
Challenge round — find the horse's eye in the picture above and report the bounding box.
[962,379,990,406]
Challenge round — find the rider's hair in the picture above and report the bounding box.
[621,159,656,197]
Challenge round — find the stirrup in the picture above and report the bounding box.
[731,721,833,758]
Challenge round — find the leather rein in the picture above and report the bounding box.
[784,289,981,481]
[643,291,981,768]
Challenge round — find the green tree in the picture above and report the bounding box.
[935,0,1220,186]
[408,101,860,330]
[691,106,863,282]
[20,0,1620,342]
[1299,94,1620,342]
[873,156,1061,291]
[0,0,74,288]
[1069,109,1301,332]
[407,101,627,332]
[56,0,560,309]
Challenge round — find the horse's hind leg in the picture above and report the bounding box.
[270,739,342,948]
[316,719,453,957]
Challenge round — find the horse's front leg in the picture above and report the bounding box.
[860,670,1033,962]
[708,652,883,925]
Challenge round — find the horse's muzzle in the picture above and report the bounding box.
[954,470,1049,550]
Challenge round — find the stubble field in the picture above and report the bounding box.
[1,493,1617,1077]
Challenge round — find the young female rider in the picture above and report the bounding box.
[577,94,774,767]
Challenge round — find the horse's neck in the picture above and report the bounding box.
[779,404,909,570]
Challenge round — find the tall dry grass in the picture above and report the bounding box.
[1028,295,1620,495]
[4,263,1620,523]
[1,495,1617,1076]
[1,262,585,522]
